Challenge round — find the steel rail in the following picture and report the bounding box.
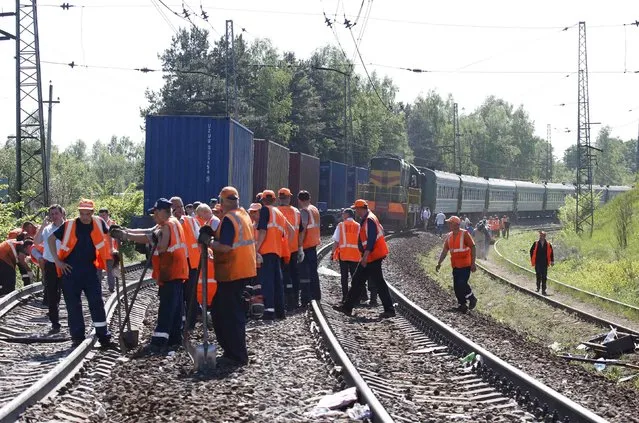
[0,265,152,422]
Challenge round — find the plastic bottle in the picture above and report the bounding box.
[594,358,606,372]
[461,352,476,364]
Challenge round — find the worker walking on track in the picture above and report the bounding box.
[97,208,118,293]
[435,215,478,312]
[255,190,288,319]
[47,199,112,347]
[334,200,395,318]
[277,188,303,310]
[207,186,256,366]
[297,190,321,305]
[530,231,553,295]
[0,237,34,296]
[170,196,203,331]
[331,208,361,304]
[33,204,65,332]
[111,198,189,353]
[501,215,510,239]
[435,211,446,238]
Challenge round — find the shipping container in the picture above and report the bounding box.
[144,115,254,210]
[346,166,369,205]
[319,161,348,210]
[252,139,290,199]
[288,152,320,207]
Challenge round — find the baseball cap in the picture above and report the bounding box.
[78,199,95,211]
[298,190,311,201]
[342,208,355,217]
[147,198,172,214]
[278,188,292,197]
[262,190,276,199]
[352,199,368,208]
[98,208,109,214]
[220,186,239,200]
[248,202,262,212]
[446,216,461,224]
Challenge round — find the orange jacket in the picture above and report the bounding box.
[0,240,23,267]
[359,212,388,263]
[447,229,474,268]
[278,205,301,251]
[180,215,201,270]
[151,217,189,285]
[337,219,361,262]
[258,206,287,257]
[57,217,110,275]
[530,241,553,267]
[214,209,257,282]
[301,205,321,250]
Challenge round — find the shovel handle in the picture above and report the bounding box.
[201,243,209,350]
[120,243,156,335]
[119,251,133,332]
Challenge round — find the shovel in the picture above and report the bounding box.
[119,243,156,353]
[193,243,215,370]
[111,251,124,344]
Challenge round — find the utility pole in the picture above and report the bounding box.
[225,20,237,120]
[44,81,60,189]
[575,22,600,236]
[453,103,461,174]
[546,124,552,181]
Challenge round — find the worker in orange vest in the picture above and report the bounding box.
[255,190,288,320]
[334,200,395,318]
[47,199,112,347]
[97,208,118,293]
[435,215,478,312]
[205,186,256,366]
[0,238,34,295]
[7,221,37,240]
[297,190,322,306]
[111,198,189,354]
[277,187,303,310]
[248,202,265,318]
[331,208,361,304]
[529,231,554,295]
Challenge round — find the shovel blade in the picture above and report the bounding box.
[193,344,216,370]
[119,330,140,352]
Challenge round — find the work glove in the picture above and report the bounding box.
[256,253,263,264]
[109,225,127,241]
[297,248,305,264]
[198,225,215,246]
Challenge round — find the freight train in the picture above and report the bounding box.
[142,116,632,232]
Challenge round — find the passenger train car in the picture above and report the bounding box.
[359,155,633,229]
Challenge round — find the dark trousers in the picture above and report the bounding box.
[61,266,110,342]
[0,261,16,295]
[151,280,184,346]
[452,267,474,306]
[259,253,285,317]
[504,223,510,239]
[535,265,548,292]
[343,259,394,313]
[339,260,358,300]
[184,267,199,330]
[282,252,300,309]
[211,279,249,365]
[299,247,320,304]
[44,261,62,326]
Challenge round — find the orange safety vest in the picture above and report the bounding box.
[530,241,553,267]
[258,206,287,257]
[253,222,261,269]
[197,247,217,306]
[214,208,257,282]
[30,243,45,265]
[359,212,388,263]
[102,218,119,255]
[447,229,473,268]
[58,217,110,275]
[278,205,301,251]
[151,217,189,285]
[338,219,361,262]
[0,240,23,267]
[301,205,321,250]
[7,228,23,240]
[180,215,201,270]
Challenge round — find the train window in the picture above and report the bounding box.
[371,158,400,171]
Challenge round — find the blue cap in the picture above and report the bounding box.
[147,198,172,214]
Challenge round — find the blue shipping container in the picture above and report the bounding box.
[346,166,369,205]
[144,116,254,211]
[319,161,348,210]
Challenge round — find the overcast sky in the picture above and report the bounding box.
[0,0,638,160]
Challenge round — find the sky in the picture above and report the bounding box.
[0,0,638,161]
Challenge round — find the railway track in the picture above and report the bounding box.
[0,262,154,422]
[484,238,639,333]
[312,232,609,423]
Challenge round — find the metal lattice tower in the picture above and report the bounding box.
[225,20,237,119]
[546,124,552,181]
[14,0,49,208]
[575,22,594,235]
[453,103,461,174]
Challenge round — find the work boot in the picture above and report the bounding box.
[379,310,396,318]
[457,304,468,313]
[71,338,85,348]
[366,299,378,308]
[332,304,353,317]
[469,296,477,310]
[542,291,548,296]
[49,323,61,334]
